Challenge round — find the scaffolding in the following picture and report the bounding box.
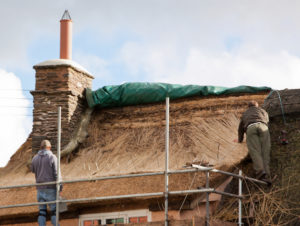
[0,98,268,226]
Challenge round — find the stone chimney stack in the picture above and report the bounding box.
[31,11,94,153]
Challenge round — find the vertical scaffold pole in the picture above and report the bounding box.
[165,97,169,226]
[238,170,243,226]
[56,107,61,226]
[205,171,210,226]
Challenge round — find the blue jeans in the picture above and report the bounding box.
[37,189,59,226]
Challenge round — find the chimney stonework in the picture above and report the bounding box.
[31,61,93,154]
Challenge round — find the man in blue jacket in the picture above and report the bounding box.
[31,140,61,226]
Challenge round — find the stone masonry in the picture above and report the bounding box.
[31,61,94,153]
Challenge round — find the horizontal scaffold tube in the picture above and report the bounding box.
[0,169,204,190]
[0,172,165,190]
[210,169,268,185]
[0,167,267,190]
[213,190,243,199]
[0,200,57,209]
[0,188,213,209]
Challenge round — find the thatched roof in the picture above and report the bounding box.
[0,92,268,222]
[215,89,300,225]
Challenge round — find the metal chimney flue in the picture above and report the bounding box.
[60,10,72,60]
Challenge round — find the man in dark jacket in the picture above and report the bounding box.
[238,100,271,184]
[31,140,61,226]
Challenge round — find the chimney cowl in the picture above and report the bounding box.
[61,10,71,21]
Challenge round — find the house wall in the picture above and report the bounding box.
[152,210,180,221]
[151,202,218,222]
[1,216,235,226]
[2,218,78,226]
[31,64,93,153]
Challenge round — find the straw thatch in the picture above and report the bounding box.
[0,92,268,222]
[213,112,300,225]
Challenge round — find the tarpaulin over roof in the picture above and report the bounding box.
[86,82,271,108]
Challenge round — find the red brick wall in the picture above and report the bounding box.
[2,218,78,226]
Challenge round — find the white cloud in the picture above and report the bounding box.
[119,41,184,79]
[178,48,300,89]
[0,69,31,167]
[120,42,300,89]
[2,1,300,88]
[179,48,300,89]
[73,52,110,79]
[2,0,300,67]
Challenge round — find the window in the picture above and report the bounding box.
[82,218,123,225]
[83,220,102,226]
[79,210,151,225]
[129,216,148,223]
[106,218,124,224]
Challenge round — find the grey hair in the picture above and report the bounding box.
[40,140,51,149]
[248,100,258,107]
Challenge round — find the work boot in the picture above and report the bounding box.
[255,170,266,180]
[261,174,272,186]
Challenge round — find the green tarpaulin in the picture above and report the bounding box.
[86,82,271,108]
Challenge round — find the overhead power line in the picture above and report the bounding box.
[0,114,33,117]
[0,89,32,91]
[0,97,33,100]
[0,106,33,108]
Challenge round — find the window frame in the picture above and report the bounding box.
[79,209,151,225]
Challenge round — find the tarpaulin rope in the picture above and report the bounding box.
[265,90,287,125]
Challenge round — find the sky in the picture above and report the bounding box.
[1,0,300,166]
